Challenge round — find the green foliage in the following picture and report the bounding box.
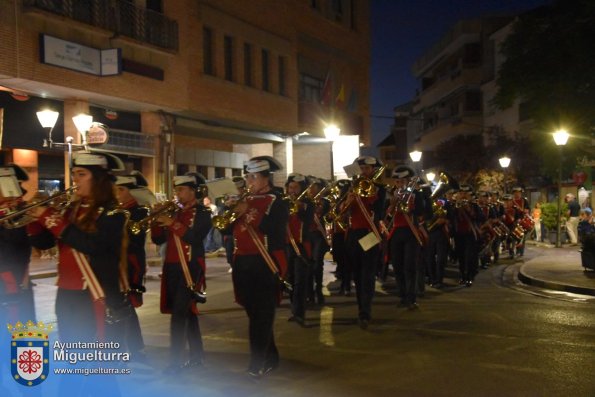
[494,0,595,179]
[540,201,568,230]
[432,134,486,183]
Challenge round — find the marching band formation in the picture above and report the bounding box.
[0,149,536,379]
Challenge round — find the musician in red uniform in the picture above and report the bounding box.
[306,176,330,304]
[151,172,211,373]
[115,172,151,360]
[449,185,486,286]
[345,156,385,329]
[511,187,530,256]
[501,194,523,259]
[227,156,289,378]
[388,166,425,308]
[28,152,129,342]
[0,165,36,329]
[285,173,313,326]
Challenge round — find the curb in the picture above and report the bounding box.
[517,265,595,297]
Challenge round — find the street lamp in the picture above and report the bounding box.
[553,129,569,248]
[499,156,511,193]
[324,124,341,181]
[409,150,422,163]
[426,171,436,184]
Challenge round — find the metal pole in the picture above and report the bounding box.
[556,148,562,248]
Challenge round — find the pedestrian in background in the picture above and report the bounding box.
[565,193,581,245]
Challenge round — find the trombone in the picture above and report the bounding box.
[212,188,251,231]
[129,199,182,234]
[285,182,315,215]
[0,187,77,229]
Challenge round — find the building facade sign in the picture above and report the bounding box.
[40,35,121,76]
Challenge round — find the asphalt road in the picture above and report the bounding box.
[21,246,595,397]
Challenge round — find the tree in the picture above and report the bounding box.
[432,134,486,183]
[494,1,595,178]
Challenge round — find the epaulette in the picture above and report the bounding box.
[107,208,131,220]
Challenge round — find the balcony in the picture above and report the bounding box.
[23,0,178,51]
[95,129,156,157]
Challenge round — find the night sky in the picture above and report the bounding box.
[369,0,550,151]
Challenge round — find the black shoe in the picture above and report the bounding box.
[408,302,419,311]
[180,358,204,370]
[344,289,351,297]
[358,318,369,330]
[465,280,473,287]
[316,292,325,305]
[459,279,466,285]
[288,315,305,326]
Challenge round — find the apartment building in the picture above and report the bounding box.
[0,0,370,195]
[405,17,510,169]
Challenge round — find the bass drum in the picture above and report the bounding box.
[518,214,535,233]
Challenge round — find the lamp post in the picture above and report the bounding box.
[553,129,569,248]
[324,124,341,181]
[409,150,422,176]
[36,110,93,185]
[499,156,511,193]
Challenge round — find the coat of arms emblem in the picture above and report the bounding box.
[8,320,53,387]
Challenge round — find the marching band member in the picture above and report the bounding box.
[115,171,151,359]
[151,172,211,373]
[227,156,288,378]
[306,176,330,305]
[27,152,129,342]
[329,179,352,296]
[222,176,248,272]
[0,164,36,326]
[490,191,505,264]
[345,156,385,329]
[501,194,523,259]
[388,166,425,308]
[285,173,313,326]
[424,196,449,289]
[477,191,498,269]
[511,187,530,256]
[450,185,485,286]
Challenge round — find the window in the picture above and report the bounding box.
[244,43,253,86]
[278,56,286,96]
[215,167,226,179]
[224,35,234,81]
[331,0,343,21]
[299,73,323,103]
[232,168,243,177]
[203,27,214,76]
[261,49,270,91]
[465,92,482,112]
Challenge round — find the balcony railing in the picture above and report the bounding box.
[24,0,178,51]
[96,129,156,157]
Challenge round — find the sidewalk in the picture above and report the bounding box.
[28,244,595,296]
[519,241,595,296]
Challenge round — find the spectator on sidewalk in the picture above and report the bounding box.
[532,202,543,242]
[565,193,581,245]
[203,196,221,254]
[578,208,595,243]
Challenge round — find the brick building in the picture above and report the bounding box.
[0,0,370,196]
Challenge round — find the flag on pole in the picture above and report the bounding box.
[335,83,345,109]
[347,89,357,112]
[320,71,332,106]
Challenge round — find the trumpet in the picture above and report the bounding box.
[285,182,314,215]
[212,189,251,231]
[325,165,386,225]
[0,187,77,229]
[129,199,181,234]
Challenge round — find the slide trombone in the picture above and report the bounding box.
[0,187,77,228]
[212,188,252,231]
[129,199,182,234]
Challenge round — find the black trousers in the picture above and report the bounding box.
[309,232,329,296]
[425,229,449,285]
[287,247,309,318]
[164,264,204,365]
[454,232,479,281]
[332,232,351,292]
[390,227,420,304]
[232,255,279,371]
[347,229,379,321]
